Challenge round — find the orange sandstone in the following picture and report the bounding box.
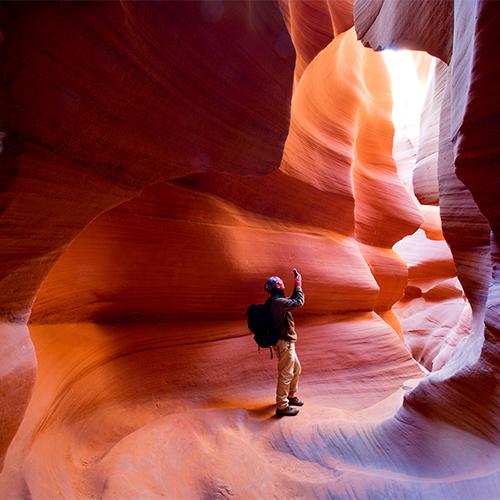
[0,1,499,498]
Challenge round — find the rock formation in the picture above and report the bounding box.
[0,0,499,498]
[0,0,295,474]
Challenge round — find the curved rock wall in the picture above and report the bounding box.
[354,0,453,63]
[0,0,295,470]
[355,0,500,450]
[0,7,429,493]
[30,26,421,330]
[0,0,294,323]
[0,0,498,497]
[383,52,472,371]
[29,179,378,323]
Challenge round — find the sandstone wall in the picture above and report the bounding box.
[0,0,295,469]
[355,0,499,445]
[0,0,498,497]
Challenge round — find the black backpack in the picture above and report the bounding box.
[246,297,280,348]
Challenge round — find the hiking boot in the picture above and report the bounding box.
[288,396,304,407]
[275,406,299,417]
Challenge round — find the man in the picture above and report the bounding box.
[264,269,305,417]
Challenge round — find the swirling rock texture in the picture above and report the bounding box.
[0,1,499,499]
[388,55,472,372]
[352,0,500,497]
[0,0,295,479]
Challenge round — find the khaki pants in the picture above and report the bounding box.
[273,339,301,410]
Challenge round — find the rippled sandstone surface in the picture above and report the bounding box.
[0,1,499,498]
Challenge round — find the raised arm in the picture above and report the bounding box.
[277,286,305,310]
[274,269,305,311]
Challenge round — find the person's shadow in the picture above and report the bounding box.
[207,398,277,420]
[247,403,277,419]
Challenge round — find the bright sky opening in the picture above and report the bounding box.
[383,49,435,143]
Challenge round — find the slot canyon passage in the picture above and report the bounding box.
[0,0,499,498]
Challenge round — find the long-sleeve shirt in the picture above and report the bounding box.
[268,287,305,342]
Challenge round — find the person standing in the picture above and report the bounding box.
[264,269,305,417]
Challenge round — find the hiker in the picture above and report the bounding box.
[264,269,305,417]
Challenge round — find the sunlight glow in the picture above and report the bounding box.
[383,50,435,143]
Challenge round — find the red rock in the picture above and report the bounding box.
[0,0,295,471]
[0,0,295,322]
[0,324,36,471]
[1,0,499,497]
[1,316,423,498]
[29,181,379,323]
[356,0,500,477]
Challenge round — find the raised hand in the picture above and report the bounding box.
[292,268,302,288]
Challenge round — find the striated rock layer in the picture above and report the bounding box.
[2,318,423,498]
[0,0,295,323]
[352,0,500,493]
[385,51,472,371]
[0,0,295,472]
[0,0,499,498]
[356,0,499,433]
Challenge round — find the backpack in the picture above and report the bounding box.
[246,298,280,348]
